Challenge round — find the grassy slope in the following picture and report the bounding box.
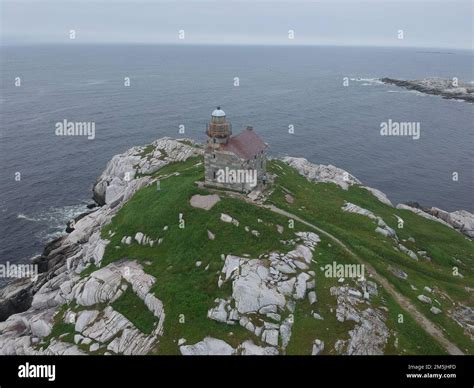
[66,153,472,355]
[268,160,474,354]
[101,158,307,353]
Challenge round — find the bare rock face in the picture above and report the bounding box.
[231,260,286,314]
[0,138,190,354]
[206,231,320,354]
[312,339,324,355]
[72,267,123,306]
[180,337,235,355]
[0,279,35,322]
[44,340,85,355]
[282,157,361,190]
[180,338,280,356]
[438,209,474,238]
[75,310,99,333]
[92,138,202,206]
[82,306,130,343]
[331,286,389,355]
[239,340,278,355]
[363,187,393,207]
[345,308,389,355]
[29,309,56,338]
[380,77,474,103]
[207,298,231,324]
[0,259,166,355]
[450,306,474,340]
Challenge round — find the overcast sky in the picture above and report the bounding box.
[1,0,472,49]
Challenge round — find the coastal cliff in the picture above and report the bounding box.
[0,138,472,355]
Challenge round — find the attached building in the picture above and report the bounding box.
[204,107,267,193]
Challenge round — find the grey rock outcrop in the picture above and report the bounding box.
[180,337,235,355]
[380,77,474,103]
[331,286,389,355]
[282,157,394,207]
[208,231,320,354]
[450,306,474,340]
[283,157,360,190]
[0,138,195,354]
[311,339,324,355]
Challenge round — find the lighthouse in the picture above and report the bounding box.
[206,107,232,145]
[204,107,268,193]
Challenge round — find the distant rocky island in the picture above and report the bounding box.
[381,77,474,103]
[0,138,472,356]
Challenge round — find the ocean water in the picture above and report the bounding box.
[1,44,473,267]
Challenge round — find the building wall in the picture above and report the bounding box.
[204,147,267,192]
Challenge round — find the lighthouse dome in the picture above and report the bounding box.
[211,107,226,117]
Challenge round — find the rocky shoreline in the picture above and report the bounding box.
[0,138,472,355]
[0,138,202,354]
[380,77,474,103]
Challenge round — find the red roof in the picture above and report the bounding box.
[221,128,267,159]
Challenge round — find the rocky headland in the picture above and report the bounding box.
[380,77,474,103]
[0,138,472,355]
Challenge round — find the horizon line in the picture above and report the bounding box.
[1,41,473,52]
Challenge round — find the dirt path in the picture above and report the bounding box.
[263,204,464,355]
[204,185,463,354]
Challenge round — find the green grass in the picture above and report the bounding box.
[111,286,157,334]
[80,263,99,279]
